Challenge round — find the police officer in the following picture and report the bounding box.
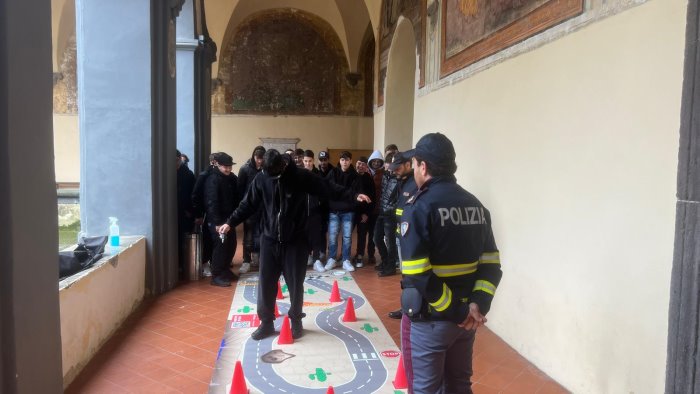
[399,133,502,393]
[217,150,371,341]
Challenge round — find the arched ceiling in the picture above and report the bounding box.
[51,0,75,71]
[206,0,380,76]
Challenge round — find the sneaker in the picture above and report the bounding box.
[324,258,337,271]
[342,260,355,272]
[251,322,276,340]
[307,255,313,266]
[354,255,364,268]
[378,269,396,277]
[210,276,231,287]
[291,317,304,339]
[388,309,402,319]
[239,262,251,274]
[202,262,212,277]
[313,260,326,273]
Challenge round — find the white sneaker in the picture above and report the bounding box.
[313,260,326,272]
[239,262,251,274]
[307,255,313,266]
[342,260,355,272]
[202,262,212,277]
[324,258,337,271]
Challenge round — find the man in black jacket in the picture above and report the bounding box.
[177,150,196,277]
[374,152,400,276]
[217,150,371,340]
[353,156,376,268]
[237,146,266,274]
[204,152,239,287]
[192,152,220,276]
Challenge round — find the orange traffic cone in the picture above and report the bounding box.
[274,301,280,318]
[230,360,248,394]
[326,386,335,394]
[277,316,293,344]
[342,297,356,322]
[329,280,342,302]
[393,354,408,389]
[277,281,284,300]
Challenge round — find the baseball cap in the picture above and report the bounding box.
[339,150,352,160]
[217,153,235,166]
[319,151,329,160]
[404,133,456,167]
[388,152,411,170]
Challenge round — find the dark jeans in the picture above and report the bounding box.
[355,212,377,257]
[307,213,325,260]
[257,237,309,323]
[242,217,261,262]
[373,214,397,272]
[208,224,236,279]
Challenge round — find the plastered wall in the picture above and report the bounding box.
[53,114,79,183]
[412,1,685,392]
[212,115,374,169]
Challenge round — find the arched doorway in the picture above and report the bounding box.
[384,16,416,151]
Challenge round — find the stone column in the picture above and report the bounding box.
[0,0,63,391]
[76,0,182,293]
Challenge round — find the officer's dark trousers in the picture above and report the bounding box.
[374,214,398,270]
[208,224,236,280]
[400,315,475,394]
[258,237,308,323]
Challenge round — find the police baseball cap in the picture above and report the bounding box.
[404,132,456,166]
[319,151,329,160]
[217,153,235,166]
[388,152,411,170]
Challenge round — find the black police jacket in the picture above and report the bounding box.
[226,163,357,243]
[399,176,502,323]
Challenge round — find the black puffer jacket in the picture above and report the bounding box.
[378,170,399,215]
[226,163,356,243]
[204,169,239,226]
[326,165,364,212]
[191,166,214,218]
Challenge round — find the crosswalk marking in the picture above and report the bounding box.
[351,353,378,360]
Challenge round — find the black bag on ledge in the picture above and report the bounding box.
[59,236,108,280]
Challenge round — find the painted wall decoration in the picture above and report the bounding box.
[440,0,584,77]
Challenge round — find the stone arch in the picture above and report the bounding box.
[383,16,416,150]
[214,9,365,115]
[357,23,376,117]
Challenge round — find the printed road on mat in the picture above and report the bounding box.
[208,270,406,394]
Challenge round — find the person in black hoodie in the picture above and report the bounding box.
[353,156,376,268]
[192,152,220,276]
[317,150,334,177]
[325,151,366,272]
[237,146,266,274]
[217,150,371,340]
[177,150,196,276]
[204,152,239,287]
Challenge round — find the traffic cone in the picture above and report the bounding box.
[329,280,342,302]
[393,354,408,389]
[326,386,335,394]
[277,281,284,300]
[230,360,248,394]
[277,316,293,344]
[342,297,356,322]
[274,301,280,318]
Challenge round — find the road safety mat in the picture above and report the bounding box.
[208,270,406,393]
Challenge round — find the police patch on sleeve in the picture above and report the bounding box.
[400,222,409,236]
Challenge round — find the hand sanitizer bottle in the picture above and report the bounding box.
[109,217,120,247]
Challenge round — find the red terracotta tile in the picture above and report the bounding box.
[477,365,522,391]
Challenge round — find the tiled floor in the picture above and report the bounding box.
[67,258,567,393]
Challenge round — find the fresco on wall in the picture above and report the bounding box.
[440,0,583,77]
[226,11,342,114]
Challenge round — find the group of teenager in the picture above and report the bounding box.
[178,133,502,393]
